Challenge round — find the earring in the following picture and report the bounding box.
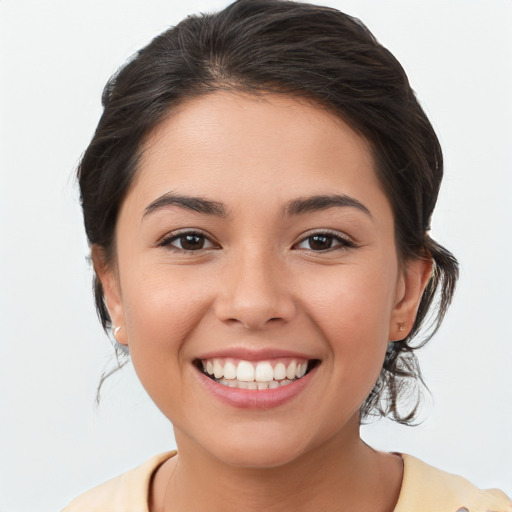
[397,322,406,332]
[113,326,121,339]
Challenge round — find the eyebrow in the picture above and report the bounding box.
[143,192,371,219]
[143,192,228,219]
[284,194,372,218]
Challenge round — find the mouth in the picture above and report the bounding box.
[194,357,321,390]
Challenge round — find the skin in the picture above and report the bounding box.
[95,91,432,511]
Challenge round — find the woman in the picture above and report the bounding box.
[62,0,511,510]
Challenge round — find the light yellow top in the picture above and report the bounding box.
[62,451,512,512]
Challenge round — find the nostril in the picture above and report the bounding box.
[222,314,288,330]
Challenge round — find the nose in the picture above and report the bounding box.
[213,248,297,330]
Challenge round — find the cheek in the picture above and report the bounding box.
[125,255,212,325]
[302,261,398,344]
[120,264,214,385]
[299,260,398,394]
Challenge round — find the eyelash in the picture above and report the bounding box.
[158,230,219,253]
[294,230,357,252]
[157,229,356,253]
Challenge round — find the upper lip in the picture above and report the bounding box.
[195,347,318,362]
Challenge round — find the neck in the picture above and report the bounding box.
[153,417,403,512]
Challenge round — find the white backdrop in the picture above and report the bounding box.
[1,1,511,510]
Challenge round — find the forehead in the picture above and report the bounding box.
[127,91,386,215]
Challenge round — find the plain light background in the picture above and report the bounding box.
[1,1,511,510]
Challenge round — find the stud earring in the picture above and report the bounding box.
[397,322,406,332]
[113,326,121,339]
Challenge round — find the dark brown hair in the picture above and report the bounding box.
[79,0,458,422]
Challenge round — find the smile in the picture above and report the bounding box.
[197,358,318,390]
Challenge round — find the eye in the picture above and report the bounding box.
[294,232,355,251]
[159,231,218,252]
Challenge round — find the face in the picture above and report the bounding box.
[98,91,429,468]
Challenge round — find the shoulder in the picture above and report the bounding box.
[61,451,176,512]
[394,454,512,512]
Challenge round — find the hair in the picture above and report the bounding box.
[79,0,458,422]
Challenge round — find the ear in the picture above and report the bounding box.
[389,256,433,341]
[91,245,128,346]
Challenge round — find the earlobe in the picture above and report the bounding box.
[91,245,128,345]
[389,257,433,341]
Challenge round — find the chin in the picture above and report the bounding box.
[212,440,309,469]
[180,420,316,469]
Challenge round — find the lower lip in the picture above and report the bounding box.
[195,365,318,409]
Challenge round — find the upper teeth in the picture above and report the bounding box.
[202,359,308,382]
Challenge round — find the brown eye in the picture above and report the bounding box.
[308,234,334,251]
[294,232,355,252]
[160,231,216,252]
[179,234,205,250]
